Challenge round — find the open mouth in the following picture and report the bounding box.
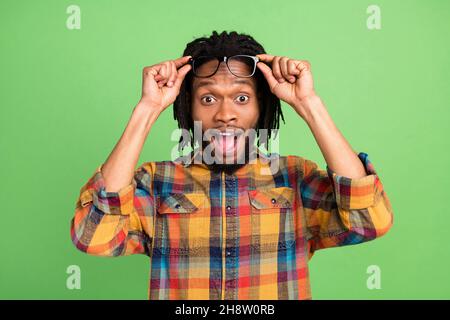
[210,130,242,156]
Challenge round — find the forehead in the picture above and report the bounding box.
[192,61,257,91]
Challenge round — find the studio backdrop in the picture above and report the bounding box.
[0,0,449,299]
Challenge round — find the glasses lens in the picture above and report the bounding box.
[192,56,220,77]
[227,55,256,77]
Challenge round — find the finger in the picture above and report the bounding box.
[280,57,292,82]
[288,60,301,78]
[155,64,166,87]
[256,54,275,64]
[173,55,192,68]
[167,61,177,87]
[143,66,160,89]
[297,60,311,73]
[256,62,278,91]
[173,63,192,88]
[158,63,170,88]
[272,56,284,83]
[144,66,159,79]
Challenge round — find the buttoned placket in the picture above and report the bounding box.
[220,171,239,300]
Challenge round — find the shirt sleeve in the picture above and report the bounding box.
[299,152,394,259]
[70,163,156,257]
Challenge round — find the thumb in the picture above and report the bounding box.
[257,62,278,92]
[173,64,192,89]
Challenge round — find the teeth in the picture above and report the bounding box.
[218,131,242,137]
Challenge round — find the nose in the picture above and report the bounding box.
[213,101,237,125]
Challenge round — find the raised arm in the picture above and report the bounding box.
[102,55,192,192]
[256,54,393,257]
[70,56,192,256]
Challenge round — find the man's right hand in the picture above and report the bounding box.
[139,55,192,111]
[101,56,192,193]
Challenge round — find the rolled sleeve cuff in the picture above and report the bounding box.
[326,152,383,210]
[79,164,136,215]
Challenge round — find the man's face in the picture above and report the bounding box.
[191,60,260,169]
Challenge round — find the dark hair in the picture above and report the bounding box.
[173,30,284,151]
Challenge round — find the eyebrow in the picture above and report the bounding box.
[194,79,254,90]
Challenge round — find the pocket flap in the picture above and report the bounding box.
[248,187,294,209]
[158,193,206,214]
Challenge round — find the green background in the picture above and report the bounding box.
[1,0,449,299]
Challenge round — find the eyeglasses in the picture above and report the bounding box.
[189,55,260,78]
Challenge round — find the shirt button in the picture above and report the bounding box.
[271,198,277,204]
[226,205,231,211]
[226,251,231,256]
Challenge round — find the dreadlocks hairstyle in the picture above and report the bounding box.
[173,30,285,152]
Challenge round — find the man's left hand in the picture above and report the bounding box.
[256,54,317,120]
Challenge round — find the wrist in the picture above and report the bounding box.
[136,98,163,114]
[129,100,162,135]
[300,97,335,135]
[293,94,323,123]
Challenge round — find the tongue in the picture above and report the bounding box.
[213,135,235,155]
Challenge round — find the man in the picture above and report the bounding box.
[70,31,393,300]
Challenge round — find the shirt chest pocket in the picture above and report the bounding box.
[154,192,210,256]
[247,186,296,252]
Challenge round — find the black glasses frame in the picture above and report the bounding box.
[189,55,260,78]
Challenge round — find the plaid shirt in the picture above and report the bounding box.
[70,148,393,300]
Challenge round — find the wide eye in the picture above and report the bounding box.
[200,95,216,105]
[236,95,249,104]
